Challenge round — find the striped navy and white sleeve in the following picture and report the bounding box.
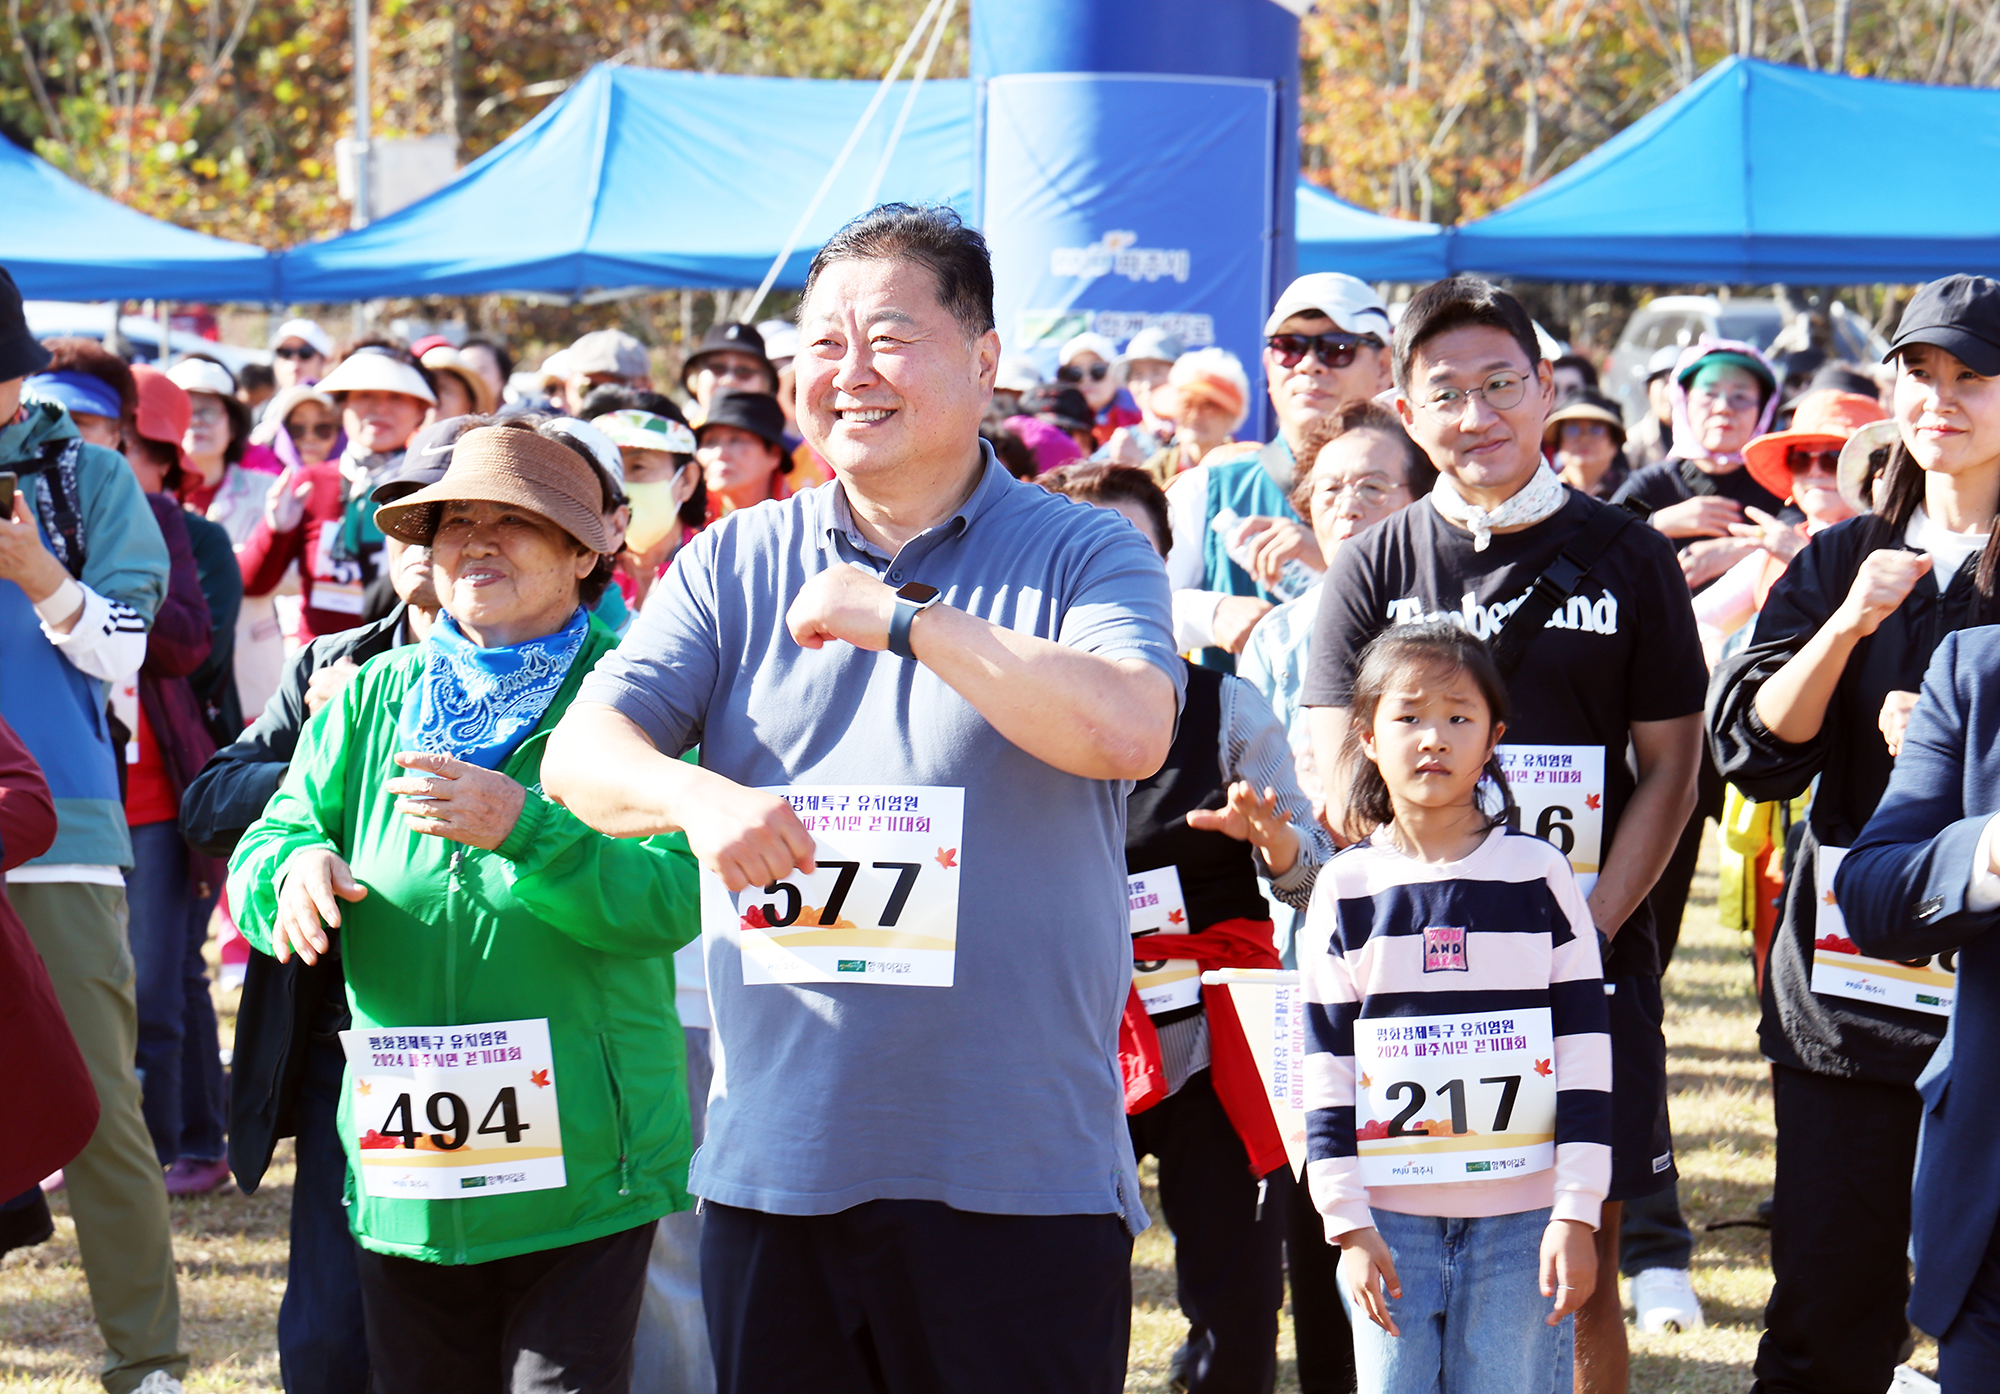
[1545,846,1614,1229]
[1299,862,1372,1239]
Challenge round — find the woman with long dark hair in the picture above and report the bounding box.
[1709,275,2000,1394]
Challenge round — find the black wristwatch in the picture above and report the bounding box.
[887,582,942,660]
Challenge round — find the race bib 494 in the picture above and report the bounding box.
[338,1017,565,1200]
[702,786,965,988]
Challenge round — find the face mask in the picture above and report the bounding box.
[623,478,685,553]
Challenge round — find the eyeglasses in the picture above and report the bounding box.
[1056,363,1110,384]
[706,361,768,383]
[1312,476,1406,508]
[1787,447,1841,474]
[273,345,322,361]
[289,420,340,441]
[1559,420,1612,440]
[1267,333,1380,371]
[1417,371,1529,420]
[187,401,229,425]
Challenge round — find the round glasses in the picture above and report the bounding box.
[1417,371,1529,420]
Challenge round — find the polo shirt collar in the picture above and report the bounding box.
[819,438,1008,559]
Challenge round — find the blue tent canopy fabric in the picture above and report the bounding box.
[0,136,276,301]
[1449,57,2000,283]
[280,63,1443,300]
[277,66,978,301]
[1295,180,1448,281]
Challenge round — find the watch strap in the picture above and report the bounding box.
[888,594,923,660]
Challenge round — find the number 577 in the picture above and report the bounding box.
[1383,1075,1523,1136]
[756,861,922,929]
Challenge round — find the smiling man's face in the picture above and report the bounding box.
[795,256,997,486]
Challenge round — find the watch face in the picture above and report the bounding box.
[896,582,941,604]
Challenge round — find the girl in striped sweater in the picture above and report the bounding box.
[1301,621,1613,1393]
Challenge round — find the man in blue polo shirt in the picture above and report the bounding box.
[544,203,1183,1394]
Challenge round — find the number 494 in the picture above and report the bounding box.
[376,1088,529,1151]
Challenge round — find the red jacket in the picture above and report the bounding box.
[0,714,98,1196]
[237,462,380,641]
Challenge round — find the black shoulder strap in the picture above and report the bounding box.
[1488,500,1644,679]
[1675,457,1722,498]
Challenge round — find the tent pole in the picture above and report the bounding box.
[860,0,956,210]
[157,300,174,369]
[352,0,371,231]
[737,0,948,324]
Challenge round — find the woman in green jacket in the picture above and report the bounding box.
[230,420,700,1394]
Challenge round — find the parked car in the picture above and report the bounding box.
[24,301,271,378]
[1601,295,1889,425]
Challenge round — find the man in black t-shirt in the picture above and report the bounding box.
[1301,277,1705,1394]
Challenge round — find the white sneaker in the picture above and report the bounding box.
[1889,1367,1941,1393]
[1629,1266,1706,1333]
[133,1372,184,1394]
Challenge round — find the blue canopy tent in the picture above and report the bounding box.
[0,135,276,300]
[1296,180,1448,281]
[1450,57,2000,283]
[277,66,977,301]
[279,62,1447,300]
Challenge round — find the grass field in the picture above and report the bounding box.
[0,837,1936,1390]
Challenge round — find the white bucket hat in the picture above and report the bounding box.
[315,346,438,405]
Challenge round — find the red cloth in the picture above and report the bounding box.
[124,706,178,825]
[1120,916,1289,1178]
[0,715,99,1196]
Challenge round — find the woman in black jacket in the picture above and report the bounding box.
[1708,275,2000,1393]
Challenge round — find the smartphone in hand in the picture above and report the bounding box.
[0,471,16,519]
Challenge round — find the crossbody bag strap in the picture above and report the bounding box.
[1676,457,1723,498]
[1488,500,1646,679]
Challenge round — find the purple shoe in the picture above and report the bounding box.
[162,1157,231,1197]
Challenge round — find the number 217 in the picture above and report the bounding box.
[1382,1075,1523,1136]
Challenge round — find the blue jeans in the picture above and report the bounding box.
[127,820,224,1164]
[278,1002,370,1394]
[1341,1208,1572,1394]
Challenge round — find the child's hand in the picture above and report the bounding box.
[1540,1218,1598,1325]
[1186,782,1300,875]
[1337,1227,1402,1336]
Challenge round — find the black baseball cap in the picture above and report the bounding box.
[0,267,52,382]
[696,390,787,452]
[1022,383,1095,435]
[681,322,777,393]
[372,415,479,505]
[1885,274,2000,376]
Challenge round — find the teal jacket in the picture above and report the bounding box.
[0,401,168,867]
[229,618,701,1263]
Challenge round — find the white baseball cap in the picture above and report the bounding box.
[1263,273,1393,341]
[756,319,800,365]
[535,349,574,389]
[167,357,238,398]
[315,346,438,405]
[1057,332,1118,367]
[270,318,334,358]
[995,354,1043,394]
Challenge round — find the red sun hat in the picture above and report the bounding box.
[1741,390,1886,501]
[129,365,192,465]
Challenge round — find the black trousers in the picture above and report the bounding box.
[1285,1158,1357,1393]
[1752,1063,1921,1394]
[353,1221,653,1394]
[1127,1069,1290,1394]
[702,1196,1131,1394]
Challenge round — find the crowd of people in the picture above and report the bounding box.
[2,204,1999,1394]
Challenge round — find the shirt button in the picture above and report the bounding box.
[888,571,902,583]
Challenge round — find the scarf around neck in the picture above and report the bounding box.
[1429,463,1570,551]
[398,608,590,770]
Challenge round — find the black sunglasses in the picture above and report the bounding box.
[1056,363,1110,384]
[273,345,323,361]
[1787,447,1841,472]
[1267,332,1380,371]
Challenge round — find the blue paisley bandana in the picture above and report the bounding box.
[398,608,590,770]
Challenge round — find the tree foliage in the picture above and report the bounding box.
[0,0,964,246]
[1301,0,2000,227]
